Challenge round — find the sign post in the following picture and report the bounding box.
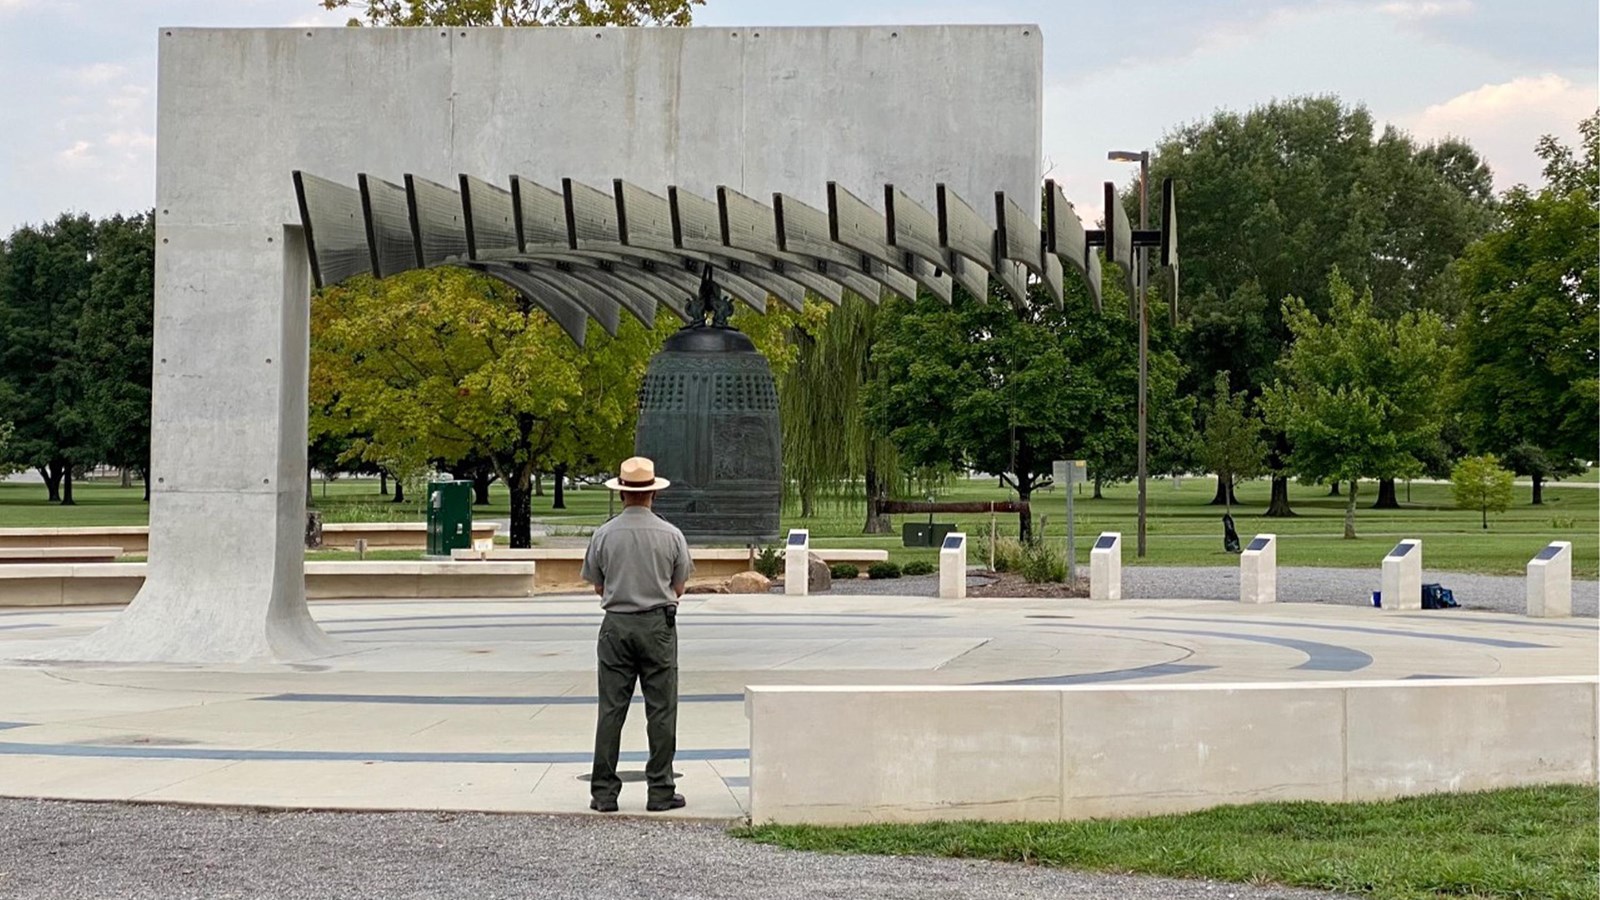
[1053,460,1086,584]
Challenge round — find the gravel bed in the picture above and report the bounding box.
[0,799,1347,900]
[809,566,1597,618]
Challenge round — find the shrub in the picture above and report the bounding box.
[829,563,860,580]
[1017,540,1069,584]
[867,561,902,580]
[974,536,1026,572]
[754,545,784,579]
[902,560,935,577]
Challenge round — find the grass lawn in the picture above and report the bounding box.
[3,473,1594,577]
[734,785,1600,900]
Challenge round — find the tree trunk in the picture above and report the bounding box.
[38,464,62,503]
[1372,478,1399,509]
[1017,483,1034,543]
[1482,504,1488,529]
[1093,476,1103,500]
[534,471,544,497]
[120,468,132,488]
[473,469,492,505]
[392,478,406,504]
[140,467,151,502]
[1343,478,1358,539]
[552,464,567,510]
[800,484,815,519]
[508,471,533,548]
[61,467,75,506]
[379,471,389,496]
[1210,476,1237,506]
[862,464,891,534]
[1265,476,1296,517]
[1328,480,1340,496]
[1531,475,1544,506]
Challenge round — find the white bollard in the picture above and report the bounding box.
[1089,532,1122,601]
[1239,534,1277,604]
[938,532,968,599]
[1527,541,1572,618]
[1380,538,1421,611]
[784,529,810,597]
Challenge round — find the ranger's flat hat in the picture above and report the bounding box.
[605,456,671,493]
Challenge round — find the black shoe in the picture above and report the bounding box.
[646,794,686,812]
[589,798,618,813]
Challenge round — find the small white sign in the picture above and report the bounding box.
[1052,459,1086,486]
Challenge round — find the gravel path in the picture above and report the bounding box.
[0,799,1347,900]
[816,567,1598,618]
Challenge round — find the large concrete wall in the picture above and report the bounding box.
[69,26,1043,662]
[747,677,1600,824]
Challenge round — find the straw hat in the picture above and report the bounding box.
[604,456,671,493]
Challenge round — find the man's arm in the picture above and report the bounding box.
[580,533,604,598]
[671,531,693,599]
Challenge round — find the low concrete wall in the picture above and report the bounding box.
[0,527,151,554]
[0,561,536,606]
[747,678,1600,825]
[0,547,124,564]
[451,547,889,590]
[321,522,500,550]
[0,522,501,554]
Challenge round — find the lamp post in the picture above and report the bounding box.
[1108,149,1149,559]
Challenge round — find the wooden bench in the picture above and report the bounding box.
[317,522,501,550]
[0,546,124,564]
[0,561,536,607]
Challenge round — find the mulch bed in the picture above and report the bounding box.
[967,571,1089,599]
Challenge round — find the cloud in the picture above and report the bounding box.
[1376,0,1473,20]
[68,62,127,86]
[1404,74,1598,188]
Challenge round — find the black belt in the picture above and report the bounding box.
[606,604,676,615]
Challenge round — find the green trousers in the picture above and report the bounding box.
[591,606,678,804]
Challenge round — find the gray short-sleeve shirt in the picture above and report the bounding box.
[581,506,693,612]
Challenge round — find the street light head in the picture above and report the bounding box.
[1107,150,1143,162]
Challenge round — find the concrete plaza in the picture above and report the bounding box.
[0,593,1593,821]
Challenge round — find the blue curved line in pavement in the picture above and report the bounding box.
[329,621,876,636]
[1039,622,1373,672]
[989,662,1216,686]
[0,722,29,731]
[258,692,744,706]
[321,612,948,625]
[1390,614,1597,633]
[0,741,748,765]
[1146,616,1551,649]
[0,623,51,632]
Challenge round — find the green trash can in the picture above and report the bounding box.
[426,478,474,557]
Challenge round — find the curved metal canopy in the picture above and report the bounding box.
[294,172,1177,346]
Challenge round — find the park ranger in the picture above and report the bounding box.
[581,456,692,813]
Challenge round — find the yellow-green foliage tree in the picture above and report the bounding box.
[311,269,673,546]
[1450,453,1514,530]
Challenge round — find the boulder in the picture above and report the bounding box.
[806,552,832,592]
[728,571,772,594]
[682,578,730,595]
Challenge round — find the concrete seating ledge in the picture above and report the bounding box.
[0,561,536,607]
[0,546,124,564]
[746,677,1600,826]
[0,522,501,554]
[450,547,890,588]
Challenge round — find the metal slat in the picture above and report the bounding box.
[358,174,414,280]
[828,183,951,303]
[459,175,517,260]
[461,262,589,347]
[774,192,916,301]
[293,171,369,289]
[720,187,882,305]
[405,174,469,267]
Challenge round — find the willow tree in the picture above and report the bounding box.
[774,295,901,533]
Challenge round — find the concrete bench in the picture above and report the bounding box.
[0,560,536,607]
[747,677,1600,825]
[319,521,501,550]
[0,526,150,554]
[449,547,890,590]
[0,546,124,564]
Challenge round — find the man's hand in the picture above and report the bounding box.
[593,583,604,597]
[673,583,686,599]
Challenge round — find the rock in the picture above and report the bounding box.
[682,578,729,595]
[728,571,772,594]
[806,552,832,592]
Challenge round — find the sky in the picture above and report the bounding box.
[0,0,1593,231]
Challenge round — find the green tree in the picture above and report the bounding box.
[322,0,700,26]
[79,212,155,500]
[1262,272,1448,539]
[0,214,99,504]
[1451,453,1514,529]
[1198,371,1266,510]
[1450,112,1599,503]
[867,277,1188,543]
[1145,96,1494,515]
[311,268,673,546]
